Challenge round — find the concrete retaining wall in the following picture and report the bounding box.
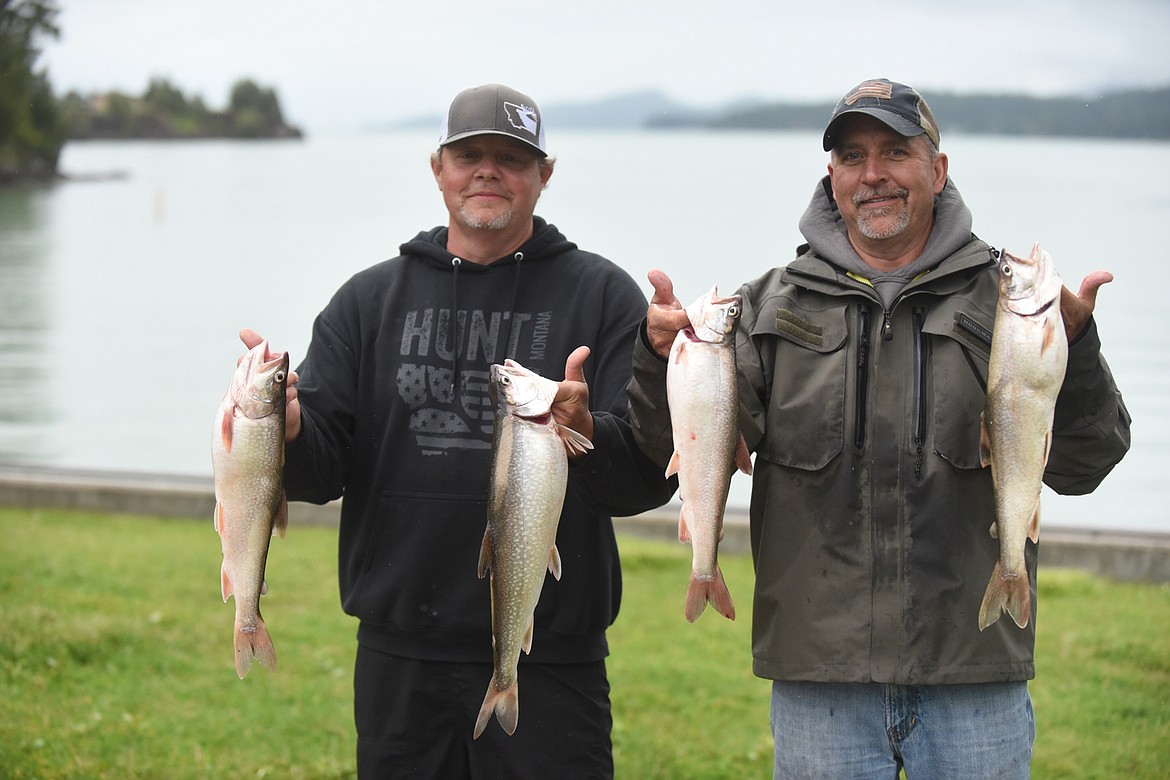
[2,465,1167,584]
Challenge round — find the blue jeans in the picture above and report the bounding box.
[771,681,1034,780]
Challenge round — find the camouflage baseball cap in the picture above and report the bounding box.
[823,78,940,151]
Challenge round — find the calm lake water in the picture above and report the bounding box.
[0,129,1165,531]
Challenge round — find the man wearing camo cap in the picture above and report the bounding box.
[629,78,1131,779]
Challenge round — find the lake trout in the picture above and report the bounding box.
[474,359,592,739]
[978,244,1067,630]
[211,340,289,677]
[666,286,752,623]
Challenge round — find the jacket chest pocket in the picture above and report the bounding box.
[751,300,849,471]
[922,303,995,470]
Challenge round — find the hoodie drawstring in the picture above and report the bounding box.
[448,252,524,393]
[450,257,461,393]
[504,252,523,360]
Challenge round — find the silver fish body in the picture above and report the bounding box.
[666,286,751,623]
[211,341,289,677]
[978,244,1067,630]
[474,360,592,738]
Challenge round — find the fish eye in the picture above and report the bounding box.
[1000,263,1012,276]
[727,305,740,317]
[275,371,286,383]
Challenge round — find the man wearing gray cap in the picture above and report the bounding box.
[628,78,1131,778]
[242,83,673,778]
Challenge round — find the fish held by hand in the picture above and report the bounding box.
[667,286,751,623]
[978,245,1067,631]
[212,340,289,677]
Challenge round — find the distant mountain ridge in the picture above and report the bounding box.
[394,85,1170,141]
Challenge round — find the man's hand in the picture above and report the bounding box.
[553,345,593,457]
[647,269,691,358]
[1060,270,1113,343]
[239,328,301,443]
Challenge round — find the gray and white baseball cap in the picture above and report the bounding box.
[438,83,548,157]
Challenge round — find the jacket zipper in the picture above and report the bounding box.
[912,307,927,479]
[855,308,870,449]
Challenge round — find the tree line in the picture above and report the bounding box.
[58,77,303,142]
[651,86,1170,141]
[0,0,301,184]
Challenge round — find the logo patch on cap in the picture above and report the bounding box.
[844,81,894,105]
[504,101,539,137]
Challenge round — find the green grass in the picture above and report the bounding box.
[0,508,1167,779]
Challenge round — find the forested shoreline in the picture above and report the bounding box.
[1,0,300,184]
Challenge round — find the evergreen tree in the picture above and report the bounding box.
[0,0,64,182]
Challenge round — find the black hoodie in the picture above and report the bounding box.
[284,217,675,662]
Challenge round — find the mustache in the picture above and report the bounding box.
[466,186,509,198]
[853,186,909,206]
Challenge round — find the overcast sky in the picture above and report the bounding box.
[38,0,1170,133]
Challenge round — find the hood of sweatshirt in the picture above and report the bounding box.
[398,216,577,271]
[797,175,975,308]
[394,215,578,387]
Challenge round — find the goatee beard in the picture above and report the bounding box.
[853,187,910,240]
[460,205,512,231]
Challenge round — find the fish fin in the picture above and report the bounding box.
[220,562,233,602]
[477,528,492,579]
[220,408,233,454]
[677,506,691,544]
[1041,316,1060,355]
[988,521,999,540]
[273,492,288,540]
[522,615,535,655]
[685,567,736,623]
[978,411,991,468]
[548,544,562,581]
[473,675,519,739]
[735,434,753,476]
[213,501,226,535]
[557,424,594,455]
[260,580,268,596]
[1029,503,1041,544]
[665,450,681,479]
[977,562,1031,631]
[234,615,277,679]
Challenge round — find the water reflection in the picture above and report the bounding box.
[0,186,54,461]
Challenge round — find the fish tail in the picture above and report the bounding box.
[684,567,736,623]
[473,675,519,739]
[977,562,1031,631]
[234,615,277,679]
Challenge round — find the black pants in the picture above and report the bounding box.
[353,644,613,779]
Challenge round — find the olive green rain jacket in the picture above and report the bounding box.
[629,179,1131,685]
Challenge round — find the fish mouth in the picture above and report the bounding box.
[490,361,550,415]
[253,342,289,373]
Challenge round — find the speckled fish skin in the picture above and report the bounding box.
[473,360,592,739]
[211,341,289,678]
[666,286,752,623]
[978,244,1067,631]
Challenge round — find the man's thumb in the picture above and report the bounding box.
[648,269,680,308]
[564,345,590,383]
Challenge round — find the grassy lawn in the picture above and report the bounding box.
[0,508,1167,778]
